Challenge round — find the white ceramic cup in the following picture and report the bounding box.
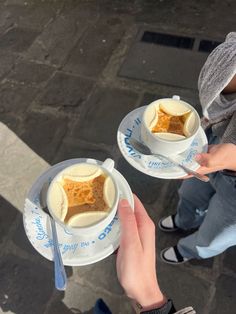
[140,95,201,156]
[46,158,119,236]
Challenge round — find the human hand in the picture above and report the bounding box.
[183,143,236,178]
[116,195,166,310]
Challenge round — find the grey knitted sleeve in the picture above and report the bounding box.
[198,32,236,121]
[221,111,236,145]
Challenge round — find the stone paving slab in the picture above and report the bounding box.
[71,86,139,145]
[134,0,236,37]
[0,80,38,115]
[74,255,123,295]
[223,246,236,273]
[0,254,54,314]
[36,72,94,109]
[158,262,212,313]
[117,158,169,205]
[140,92,163,107]
[0,2,61,32]
[7,60,54,85]
[0,51,16,80]
[0,196,18,243]
[0,27,39,53]
[26,1,99,66]
[21,111,68,163]
[119,40,209,90]
[44,294,76,314]
[63,16,126,78]
[46,280,132,314]
[209,274,236,314]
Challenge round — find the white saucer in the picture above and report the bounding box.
[23,158,134,266]
[117,106,208,179]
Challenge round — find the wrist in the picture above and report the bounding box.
[225,143,236,171]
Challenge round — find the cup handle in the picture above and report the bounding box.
[102,158,115,173]
[172,95,180,100]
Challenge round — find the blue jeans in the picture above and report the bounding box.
[93,299,112,314]
[175,129,236,259]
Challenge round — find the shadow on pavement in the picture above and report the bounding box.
[0,195,76,314]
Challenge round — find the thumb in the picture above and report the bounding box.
[118,199,139,247]
[195,153,211,167]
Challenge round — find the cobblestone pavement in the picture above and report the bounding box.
[1,1,236,313]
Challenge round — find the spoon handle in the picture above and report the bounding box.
[179,164,209,182]
[155,154,210,182]
[50,218,67,290]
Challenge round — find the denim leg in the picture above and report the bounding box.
[93,299,112,314]
[175,177,215,230]
[174,126,219,230]
[178,173,236,259]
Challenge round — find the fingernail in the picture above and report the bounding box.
[119,199,130,207]
[195,154,201,161]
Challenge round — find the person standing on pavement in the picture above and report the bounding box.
[159,32,236,264]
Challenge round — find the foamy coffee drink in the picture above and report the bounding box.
[47,163,116,228]
[149,99,197,140]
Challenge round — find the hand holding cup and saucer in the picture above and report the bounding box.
[117,96,208,179]
[23,158,134,266]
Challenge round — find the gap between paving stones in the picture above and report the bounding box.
[202,283,216,314]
